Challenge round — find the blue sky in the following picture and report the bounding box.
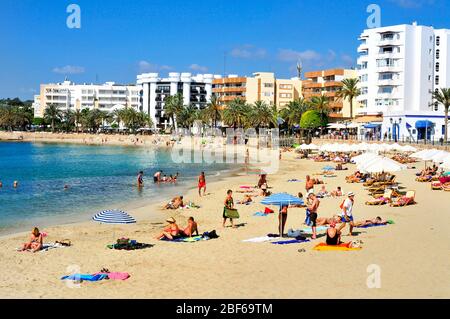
[0,0,449,99]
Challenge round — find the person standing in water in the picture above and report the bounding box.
[137,171,144,187]
[198,172,206,196]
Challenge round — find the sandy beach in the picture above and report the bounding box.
[0,148,449,299]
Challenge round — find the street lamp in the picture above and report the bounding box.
[390,117,402,143]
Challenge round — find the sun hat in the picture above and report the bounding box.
[347,191,355,197]
[166,217,176,223]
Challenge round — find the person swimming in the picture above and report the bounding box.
[13,181,18,188]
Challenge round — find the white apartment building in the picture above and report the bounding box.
[357,22,450,142]
[35,81,141,118]
[137,72,219,128]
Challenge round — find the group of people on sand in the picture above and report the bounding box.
[156,216,198,241]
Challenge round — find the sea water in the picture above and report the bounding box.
[0,142,233,235]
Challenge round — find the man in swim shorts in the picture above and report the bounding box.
[306,191,320,239]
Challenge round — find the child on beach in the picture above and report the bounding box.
[223,190,237,228]
[198,172,206,196]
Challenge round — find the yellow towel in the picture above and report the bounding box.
[313,243,362,251]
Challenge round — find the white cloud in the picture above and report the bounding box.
[52,65,85,74]
[277,49,321,62]
[389,0,435,8]
[230,45,267,59]
[138,61,173,73]
[189,64,209,72]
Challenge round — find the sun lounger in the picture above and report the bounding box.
[390,191,416,207]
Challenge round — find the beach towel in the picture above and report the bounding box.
[61,274,108,281]
[356,220,395,229]
[16,242,65,252]
[271,239,310,245]
[242,236,273,243]
[301,226,329,233]
[288,179,302,182]
[161,235,204,243]
[253,212,268,217]
[94,272,130,280]
[313,243,362,251]
[107,242,153,250]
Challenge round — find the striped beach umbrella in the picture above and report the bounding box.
[92,209,136,224]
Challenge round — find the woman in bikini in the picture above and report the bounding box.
[325,221,341,246]
[21,227,43,252]
[198,172,206,196]
[156,217,181,240]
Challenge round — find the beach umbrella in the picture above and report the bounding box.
[419,149,441,161]
[430,150,450,163]
[388,143,402,151]
[308,143,319,150]
[92,209,136,224]
[401,145,417,153]
[359,157,406,173]
[351,152,380,165]
[261,193,303,207]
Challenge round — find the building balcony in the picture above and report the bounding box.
[377,79,401,86]
[329,101,343,108]
[212,87,246,93]
[357,43,368,53]
[303,82,323,89]
[377,38,402,46]
[377,52,402,59]
[377,66,402,73]
[329,112,343,118]
[220,95,246,102]
[323,81,343,88]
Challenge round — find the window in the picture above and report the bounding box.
[435,102,439,111]
[436,62,440,72]
[435,75,439,85]
[380,73,394,80]
[361,87,368,94]
[279,84,292,89]
[263,83,274,88]
[380,87,393,94]
[360,74,368,82]
[263,92,272,97]
[428,75,432,81]
[279,93,292,98]
[436,49,440,59]
[377,58,396,67]
[436,36,440,46]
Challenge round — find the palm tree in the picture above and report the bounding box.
[251,101,277,130]
[432,88,450,143]
[177,104,199,128]
[44,104,62,132]
[61,109,75,132]
[336,78,361,119]
[279,98,310,130]
[203,95,222,128]
[309,94,330,135]
[74,109,82,133]
[221,98,248,129]
[164,93,184,130]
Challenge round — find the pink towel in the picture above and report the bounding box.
[94,272,130,280]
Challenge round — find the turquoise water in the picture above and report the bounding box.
[0,142,232,235]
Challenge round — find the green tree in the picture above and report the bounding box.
[300,110,326,142]
[44,104,63,132]
[250,100,277,130]
[309,94,330,135]
[164,93,184,129]
[222,98,249,129]
[177,104,199,128]
[279,98,310,131]
[432,88,450,143]
[61,109,75,132]
[74,109,83,133]
[336,78,360,119]
[203,95,222,128]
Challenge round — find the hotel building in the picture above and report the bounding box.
[35,81,140,118]
[357,22,450,141]
[302,69,359,121]
[212,72,302,109]
[137,72,219,128]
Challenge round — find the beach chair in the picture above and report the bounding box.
[431,181,443,190]
[366,190,392,205]
[390,191,416,207]
[442,183,450,192]
[415,176,432,182]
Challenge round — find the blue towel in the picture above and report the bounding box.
[356,223,388,229]
[253,212,268,217]
[61,274,108,281]
[271,239,310,245]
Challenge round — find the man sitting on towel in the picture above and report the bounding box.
[180,217,199,238]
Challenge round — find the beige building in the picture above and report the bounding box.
[35,81,140,118]
[302,69,359,120]
[212,72,302,109]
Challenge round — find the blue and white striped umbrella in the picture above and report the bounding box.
[92,209,136,224]
[261,193,303,207]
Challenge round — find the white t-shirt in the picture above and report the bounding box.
[341,198,353,217]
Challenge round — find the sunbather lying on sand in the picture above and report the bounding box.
[20,227,43,253]
[354,216,387,227]
[316,215,342,226]
[237,195,253,204]
[164,196,184,209]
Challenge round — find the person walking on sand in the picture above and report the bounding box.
[306,191,320,239]
[338,192,356,236]
[223,190,236,228]
[137,171,144,187]
[278,205,288,237]
[198,172,206,196]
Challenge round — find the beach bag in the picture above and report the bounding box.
[339,200,345,210]
[264,207,274,214]
[304,209,312,226]
[287,229,301,238]
[224,207,240,219]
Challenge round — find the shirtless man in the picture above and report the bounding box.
[181,217,199,237]
[154,170,162,183]
[137,171,144,187]
[305,175,314,193]
[164,196,184,209]
[306,192,320,239]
